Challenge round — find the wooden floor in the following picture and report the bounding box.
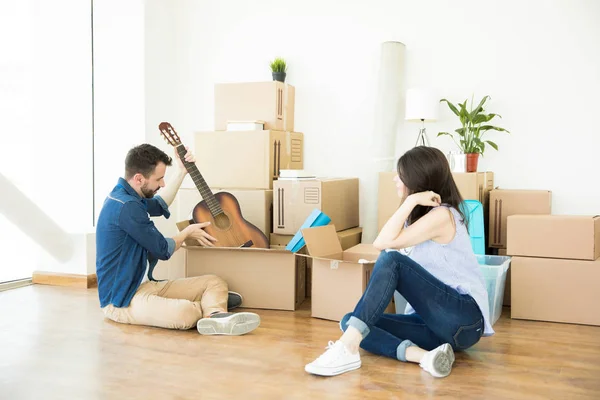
[1,285,599,400]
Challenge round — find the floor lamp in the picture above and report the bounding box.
[405,89,438,147]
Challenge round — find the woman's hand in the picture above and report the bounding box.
[407,191,441,208]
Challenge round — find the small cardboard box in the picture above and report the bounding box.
[507,215,600,261]
[184,245,305,311]
[511,257,600,326]
[194,130,303,190]
[301,225,392,322]
[273,178,359,235]
[272,227,364,298]
[452,172,494,204]
[176,188,272,237]
[214,81,295,131]
[489,189,552,248]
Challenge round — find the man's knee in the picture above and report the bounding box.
[202,274,228,289]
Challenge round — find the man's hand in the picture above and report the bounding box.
[175,146,196,174]
[184,221,218,247]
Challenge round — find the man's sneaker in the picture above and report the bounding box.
[227,291,243,310]
[305,340,361,376]
[419,343,455,378]
[196,312,260,336]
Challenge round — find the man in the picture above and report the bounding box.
[96,143,260,335]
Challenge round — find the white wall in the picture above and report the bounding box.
[93,0,146,221]
[160,0,600,242]
[0,0,95,278]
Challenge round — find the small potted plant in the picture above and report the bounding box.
[270,57,287,83]
[437,95,510,172]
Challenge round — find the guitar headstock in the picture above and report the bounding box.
[158,122,182,147]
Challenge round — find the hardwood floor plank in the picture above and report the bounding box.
[1,285,599,399]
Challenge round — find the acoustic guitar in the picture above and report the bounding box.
[158,122,269,249]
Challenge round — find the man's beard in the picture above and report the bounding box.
[141,183,159,198]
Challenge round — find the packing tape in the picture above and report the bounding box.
[330,260,339,270]
[286,131,291,157]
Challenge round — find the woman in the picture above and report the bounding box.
[304,146,493,378]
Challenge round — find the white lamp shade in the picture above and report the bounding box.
[405,88,438,121]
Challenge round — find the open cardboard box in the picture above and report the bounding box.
[177,220,305,311]
[301,225,394,322]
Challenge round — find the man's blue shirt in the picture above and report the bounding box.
[96,178,175,308]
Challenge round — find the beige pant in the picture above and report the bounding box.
[102,275,228,330]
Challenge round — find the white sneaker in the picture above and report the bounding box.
[196,312,260,336]
[419,343,455,378]
[305,340,361,376]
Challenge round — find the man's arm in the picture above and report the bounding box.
[156,146,195,208]
[157,169,186,208]
[120,202,177,260]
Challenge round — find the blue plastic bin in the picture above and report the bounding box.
[460,200,486,255]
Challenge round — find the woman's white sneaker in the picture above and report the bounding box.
[305,340,361,376]
[419,343,455,378]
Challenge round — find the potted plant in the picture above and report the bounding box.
[270,57,287,83]
[437,95,510,172]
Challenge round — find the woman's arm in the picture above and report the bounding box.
[373,191,451,250]
[373,198,416,249]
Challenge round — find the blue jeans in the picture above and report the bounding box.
[341,250,484,362]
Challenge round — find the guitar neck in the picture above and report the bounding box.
[175,144,223,217]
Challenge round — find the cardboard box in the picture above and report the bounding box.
[452,172,494,204]
[377,171,494,232]
[272,227,363,298]
[185,246,305,311]
[507,215,600,261]
[489,189,552,248]
[273,178,359,235]
[270,227,363,250]
[214,81,295,131]
[511,257,600,326]
[176,188,272,237]
[194,130,303,190]
[302,225,393,321]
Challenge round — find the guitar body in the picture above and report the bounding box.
[192,192,269,248]
[158,122,269,249]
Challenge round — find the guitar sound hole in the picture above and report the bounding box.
[214,213,231,230]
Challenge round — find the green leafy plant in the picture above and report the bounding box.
[270,57,287,73]
[437,95,510,155]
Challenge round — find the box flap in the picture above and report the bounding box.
[285,209,331,253]
[302,225,342,258]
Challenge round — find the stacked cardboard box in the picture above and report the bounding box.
[178,81,362,314]
[488,189,552,305]
[507,215,600,326]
